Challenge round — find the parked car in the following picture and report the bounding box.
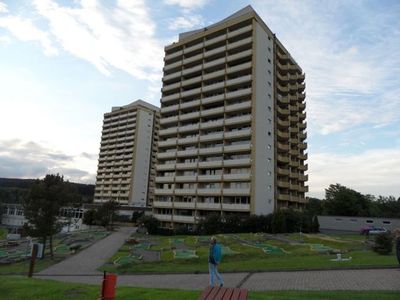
[368,227,388,235]
[360,226,388,235]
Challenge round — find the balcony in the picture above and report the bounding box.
[165,49,183,61]
[299,132,307,140]
[298,164,308,171]
[155,176,174,183]
[290,160,300,167]
[164,60,182,72]
[203,57,226,70]
[199,132,224,142]
[277,142,289,151]
[180,99,201,109]
[299,112,306,120]
[154,189,174,195]
[199,146,223,155]
[174,201,195,209]
[277,107,289,115]
[173,215,196,223]
[227,37,252,50]
[227,24,252,38]
[298,142,307,150]
[153,201,173,208]
[175,175,197,182]
[277,194,290,201]
[277,155,289,163]
[197,174,222,182]
[224,128,251,139]
[226,61,252,74]
[299,122,307,130]
[198,160,223,168]
[201,106,224,117]
[225,87,252,99]
[175,188,196,195]
[277,168,289,176]
[277,130,289,139]
[225,114,252,126]
[182,64,202,76]
[153,213,172,221]
[160,115,179,125]
[299,174,308,181]
[224,143,251,153]
[156,164,175,171]
[159,127,178,136]
[202,82,225,93]
[197,188,222,195]
[223,173,251,181]
[277,118,290,127]
[157,151,176,159]
[177,136,198,145]
[223,158,251,167]
[203,69,226,81]
[184,42,203,54]
[277,181,290,188]
[177,149,198,157]
[176,162,197,170]
[161,92,180,103]
[225,100,252,112]
[204,45,226,58]
[178,123,200,133]
[299,186,309,193]
[223,188,250,196]
[196,202,221,210]
[205,34,226,46]
[200,119,224,130]
[202,94,225,105]
[222,203,250,211]
[182,52,202,65]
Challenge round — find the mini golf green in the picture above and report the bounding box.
[174,249,198,259]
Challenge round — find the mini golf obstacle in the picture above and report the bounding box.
[174,249,198,259]
[242,242,288,254]
[114,254,142,266]
[309,244,339,254]
[196,236,211,244]
[220,245,239,255]
[132,242,152,250]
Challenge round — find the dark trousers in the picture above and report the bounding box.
[396,238,400,265]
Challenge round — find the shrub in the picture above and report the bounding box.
[197,213,222,235]
[138,215,159,235]
[373,233,394,255]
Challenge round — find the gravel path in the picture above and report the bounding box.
[36,268,400,291]
[37,227,136,275]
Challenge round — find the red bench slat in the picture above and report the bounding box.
[221,288,234,300]
[198,286,213,300]
[198,287,248,300]
[238,289,248,300]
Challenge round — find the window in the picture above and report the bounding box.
[382,221,391,225]
[335,218,342,222]
[268,58,271,63]
[366,220,374,224]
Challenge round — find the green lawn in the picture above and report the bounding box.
[0,276,399,300]
[100,233,398,274]
[0,257,64,275]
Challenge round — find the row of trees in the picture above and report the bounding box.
[307,184,400,218]
[139,210,319,236]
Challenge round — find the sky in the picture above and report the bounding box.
[0,0,399,199]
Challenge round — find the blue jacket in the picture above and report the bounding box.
[209,243,222,264]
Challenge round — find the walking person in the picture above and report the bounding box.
[208,236,224,287]
[394,229,400,266]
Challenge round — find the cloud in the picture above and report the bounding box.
[0,15,58,55]
[164,0,209,10]
[31,0,164,83]
[0,1,8,13]
[81,152,98,160]
[168,14,204,30]
[308,148,400,198]
[0,35,10,43]
[0,139,95,183]
[252,0,400,135]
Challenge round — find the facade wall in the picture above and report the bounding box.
[318,215,400,232]
[252,22,275,214]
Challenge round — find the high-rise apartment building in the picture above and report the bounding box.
[94,100,160,207]
[153,6,308,229]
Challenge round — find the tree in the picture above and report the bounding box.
[83,209,96,227]
[138,215,159,234]
[95,200,119,229]
[23,174,79,258]
[324,184,369,216]
[373,233,394,255]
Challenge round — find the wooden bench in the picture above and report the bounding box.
[198,286,248,300]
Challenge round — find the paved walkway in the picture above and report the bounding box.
[38,226,136,276]
[36,228,400,291]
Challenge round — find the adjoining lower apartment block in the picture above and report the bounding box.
[94,100,160,208]
[154,5,308,229]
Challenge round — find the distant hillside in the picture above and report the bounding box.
[0,177,95,204]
